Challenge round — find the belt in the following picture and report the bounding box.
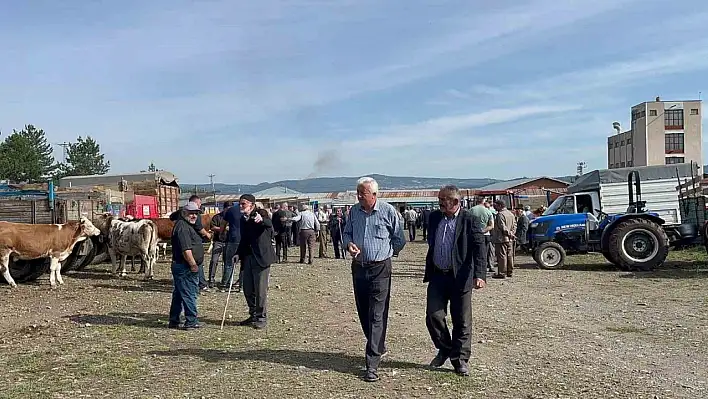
[356,258,389,267]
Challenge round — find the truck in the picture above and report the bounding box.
[528,163,699,271]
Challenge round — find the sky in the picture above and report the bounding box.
[1,0,708,185]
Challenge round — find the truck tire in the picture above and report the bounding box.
[63,239,97,272]
[534,242,566,270]
[1,258,51,284]
[607,218,669,271]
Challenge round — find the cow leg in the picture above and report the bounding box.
[108,248,119,275]
[49,257,63,288]
[0,252,17,288]
[142,252,153,280]
[130,256,136,272]
[119,255,128,277]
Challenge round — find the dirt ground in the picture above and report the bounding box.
[2,239,707,399]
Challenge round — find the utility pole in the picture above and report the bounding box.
[208,174,216,205]
[57,142,70,163]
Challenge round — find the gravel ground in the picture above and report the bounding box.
[1,240,707,398]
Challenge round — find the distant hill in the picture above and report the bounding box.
[183,173,576,195]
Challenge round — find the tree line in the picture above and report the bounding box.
[0,124,110,184]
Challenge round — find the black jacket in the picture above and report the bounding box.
[424,208,486,290]
[237,209,277,267]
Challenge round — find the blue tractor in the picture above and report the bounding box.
[529,170,697,271]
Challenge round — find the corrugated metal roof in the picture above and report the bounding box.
[478,177,568,191]
[252,186,302,196]
[58,171,178,188]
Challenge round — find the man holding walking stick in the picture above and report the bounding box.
[343,177,406,383]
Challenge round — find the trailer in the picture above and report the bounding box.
[544,163,697,225]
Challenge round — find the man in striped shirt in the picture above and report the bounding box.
[343,176,406,383]
[424,185,486,377]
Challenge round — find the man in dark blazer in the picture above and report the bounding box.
[236,194,277,330]
[424,185,487,376]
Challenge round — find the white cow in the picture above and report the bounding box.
[94,214,158,279]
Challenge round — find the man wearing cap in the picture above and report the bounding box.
[168,202,205,329]
[236,194,277,329]
[170,195,211,291]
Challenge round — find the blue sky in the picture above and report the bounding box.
[1,0,707,184]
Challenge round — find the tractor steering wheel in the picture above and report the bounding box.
[595,209,608,221]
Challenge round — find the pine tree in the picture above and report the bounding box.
[57,136,110,177]
[0,125,56,183]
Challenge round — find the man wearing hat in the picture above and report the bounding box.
[168,201,205,329]
[236,194,277,329]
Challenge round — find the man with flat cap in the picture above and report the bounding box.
[168,201,205,330]
[236,193,277,329]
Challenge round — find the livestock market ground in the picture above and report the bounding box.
[2,240,707,399]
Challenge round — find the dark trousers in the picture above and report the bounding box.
[407,223,416,241]
[275,232,289,261]
[352,258,392,370]
[425,270,473,362]
[332,232,343,259]
[208,241,225,283]
[242,255,270,323]
[299,229,316,262]
[223,241,240,287]
[422,224,428,240]
[291,224,300,247]
[169,262,199,326]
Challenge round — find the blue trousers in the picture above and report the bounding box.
[169,262,199,326]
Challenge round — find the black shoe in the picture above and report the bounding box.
[252,320,267,329]
[299,260,305,264]
[182,322,202,330]
[506,274,513,278]
[452,359,470,376]
[429,351,448,368]
[362,369,379,382]
[307,260,313,265]
[208,281,215,289]
[168,323,180,329]
[492,274,506,279]
[238,317,255,326]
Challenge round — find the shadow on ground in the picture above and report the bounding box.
[91,278,173,293]
[65,312,228,328]
[619,262,708,279]
[147,348,429,376]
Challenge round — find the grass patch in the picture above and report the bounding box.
[605,325,647,334]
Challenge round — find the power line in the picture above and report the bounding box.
[57,142,70,163]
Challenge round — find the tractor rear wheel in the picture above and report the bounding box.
[607,218,669,271]
[601,250,624,270]
[534,242,566,270]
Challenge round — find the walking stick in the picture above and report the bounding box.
[220,255,237,330]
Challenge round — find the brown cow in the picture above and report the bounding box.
[154,214,213,241]
[0,217,101,288]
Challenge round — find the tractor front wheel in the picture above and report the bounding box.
[534,242,567,270]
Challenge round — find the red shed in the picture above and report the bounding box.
[126,195,159,219]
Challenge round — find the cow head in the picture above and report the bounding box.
[79,217,101,237]
[92,213,115,235]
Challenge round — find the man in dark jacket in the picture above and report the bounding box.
[422,207,432,240]
[168,202,205,330]
[514,204,530,252]
[236,194,277,330]
[170,195,211,290]
[272,202,294,263]
[424,185,486,376]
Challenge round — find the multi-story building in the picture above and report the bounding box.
[607,97,702,169]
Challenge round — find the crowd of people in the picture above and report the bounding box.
[166,178,545,382]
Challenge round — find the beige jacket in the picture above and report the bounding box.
[492,209,517,244]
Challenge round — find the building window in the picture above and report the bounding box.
[621,140,625,146]
[664,109,684,129]
[614,142,619,148]
[627,161,633,167]
[666,156,685,165]
[691,108,699,115]
[627,138,632,145]
[665,133,684,154]
[650,110,658,116]
[641,110,646,117]
[608,142,613,149]
[621,162,626,168]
